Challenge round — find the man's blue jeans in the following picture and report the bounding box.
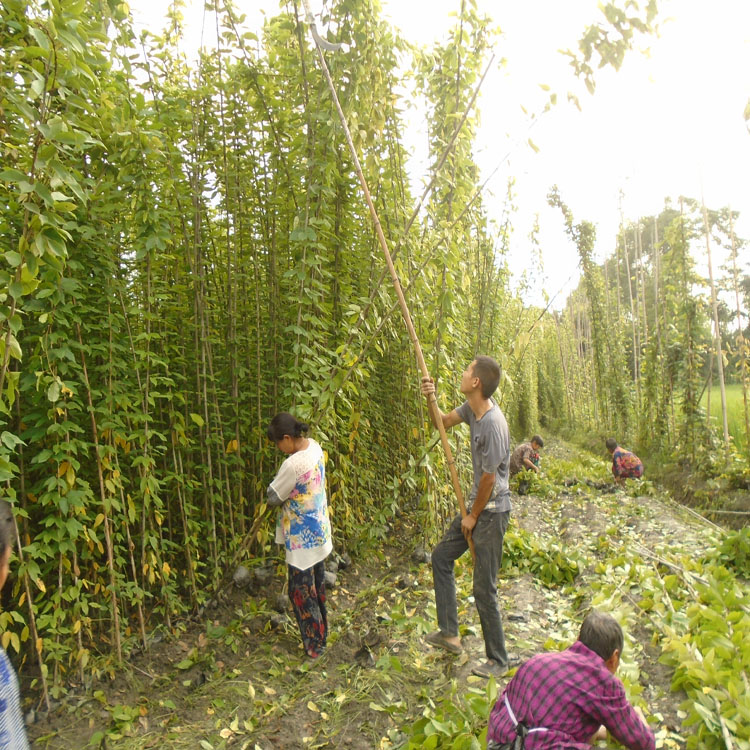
[432,509,510,666]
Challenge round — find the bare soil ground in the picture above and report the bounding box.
[27,438,713,749]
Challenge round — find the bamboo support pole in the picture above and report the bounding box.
[728,210,750,448]
[701,199,730,453]
[302,2,473,558]
[75,323,123,663]
[13,523,50,711]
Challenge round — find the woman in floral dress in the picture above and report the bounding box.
[267,413,332,658]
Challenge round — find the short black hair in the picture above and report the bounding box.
[532,434,544,448]
[267,412,309,442]
[605,438,618,452]
[0,499,16,560]
[579,610,624,661]
[472,356,501,399]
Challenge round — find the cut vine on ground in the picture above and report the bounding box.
[27,437,747,749]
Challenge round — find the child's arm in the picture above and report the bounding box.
[267,461,296,506]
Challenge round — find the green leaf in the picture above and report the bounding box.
[189,413,204,428]
[0,432,25,450]
[47,381,61,403]
[86,731,106,747]
[0,169,27,183]
[28,27,50,50]
[33,182,53,206]
[0,457,16,483]
[4,372,18,413]
[51,191,74,203]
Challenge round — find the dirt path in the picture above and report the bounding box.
[28,438,710,749]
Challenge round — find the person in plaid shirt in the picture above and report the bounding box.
[487,610,655,750]
[606,438,644,484]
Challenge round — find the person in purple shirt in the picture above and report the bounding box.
[487,610,655,750]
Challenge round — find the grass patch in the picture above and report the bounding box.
[702,383,749,451]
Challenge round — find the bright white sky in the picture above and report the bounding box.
[128,0,750,310]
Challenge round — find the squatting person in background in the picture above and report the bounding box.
[267,413,332,659]
[487,610,655,750]
[420,356,517,680]
[509,435,544,477]
[606,438,644,484]
[0,499,30,749]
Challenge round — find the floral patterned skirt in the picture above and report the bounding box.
[288,560,327,658]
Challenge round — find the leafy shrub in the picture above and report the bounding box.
[659,566,750,748]
[708,527,750,578]
[502,528,581,587]
[400,679,497,749]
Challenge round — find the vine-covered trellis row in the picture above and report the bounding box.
[0,0,519,688]
[548,194,748,456]
[2,0,723,699]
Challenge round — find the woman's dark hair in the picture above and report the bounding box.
[0,499,17,559]
[579,610,624,661]
[531,434,544,448]
[267,412,309,442]
[605,438,618,452]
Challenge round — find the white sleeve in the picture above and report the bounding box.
[267,459,297,506]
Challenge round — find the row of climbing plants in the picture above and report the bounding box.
[535,194,749,478]
[0,0,520,695]
[0,0,664,700]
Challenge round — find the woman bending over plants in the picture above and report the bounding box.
[606,438,644,484]
[266,413,333,658]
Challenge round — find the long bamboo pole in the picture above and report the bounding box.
[302,2,473,557]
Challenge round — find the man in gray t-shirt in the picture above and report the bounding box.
[421,356,515,680]
[454,400,511,513]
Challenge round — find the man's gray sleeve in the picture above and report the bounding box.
[480,417,508,474]
[455,401,471,424]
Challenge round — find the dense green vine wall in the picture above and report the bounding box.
[0,0,675,700]
[0,0,523,691]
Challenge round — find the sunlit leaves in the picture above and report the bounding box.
[562,0,659,97]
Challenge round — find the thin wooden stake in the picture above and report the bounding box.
[728,209,750,448]
[75,322,122,663]
[302,2,473,557]
[701,198,730,453]
[13,523,50,711]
